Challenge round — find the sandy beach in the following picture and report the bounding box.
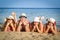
[0,32,60,40]
[0,0,60,40]
[0,24,60,40]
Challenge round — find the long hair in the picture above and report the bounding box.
[45,21,56,29]
[30,22,40,31]
[4,19,15,30]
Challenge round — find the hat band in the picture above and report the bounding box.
[19,16,27,18]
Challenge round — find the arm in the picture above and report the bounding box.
[10,23,15,31]
[29,23,33,31]
[54,26,58,32]
[32,26,36,32]
[4,23,9,32]
[36,26,41,33]
[14,22,17,29]
[39,22,43,33]
[17,22,22,32]
[25,24,30,32]
[23,21,30,32]
[12,12,17,23]
[43,25,46,33]
[45,25,50,33]
[17,24,22,32]
[50,26,57,35]
[14,16,17,29]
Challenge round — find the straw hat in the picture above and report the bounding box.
[49,18,56,23]
[47,18,56,23]
[19,13,27,18]
[7,15,14,19]
[34,17,40,22]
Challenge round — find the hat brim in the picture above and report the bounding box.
[19,16,27,18]
[6,18,13,20]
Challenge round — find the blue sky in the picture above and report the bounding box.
[0,0,60,8]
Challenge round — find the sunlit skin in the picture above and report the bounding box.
[4,19,15,32]
[44,22,58,35]
[12,12,17,29]
[20,17,26,22]
[17,17,30,32]
[32,21,43,33]
[32,22,39,32]
[12,12,16,18]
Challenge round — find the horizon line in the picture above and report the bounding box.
[0,8,60,9]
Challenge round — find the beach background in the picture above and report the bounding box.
[0,8,60,30]
[0,0,60,40]
[0,0,60,30]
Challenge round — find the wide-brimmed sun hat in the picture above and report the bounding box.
[47,18,56,23]
[19,13,27,18]
[34,17,40,22]
[7,15,14,20]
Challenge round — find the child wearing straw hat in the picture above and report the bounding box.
[30,17,43,33]
[4,16,15,31]
[44,18,58,35]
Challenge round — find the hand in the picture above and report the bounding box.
[50,26,53,29]
[19,21,22,26]
[7,22,10,26]
[32,26,36,32]
[10,23,13,26]
[23,22,27,26]
[23,20,29,26]
[12,12,16,17]
[47,25,51,29]
[35,25,38,28]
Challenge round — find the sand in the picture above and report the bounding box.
[0,32,60,40]
[0,24,60,40]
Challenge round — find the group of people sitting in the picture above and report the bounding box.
[4,12,58,35]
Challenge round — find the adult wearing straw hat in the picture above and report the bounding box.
[4,16,15,31]
[17,13,30,32]
[44,18,58,35]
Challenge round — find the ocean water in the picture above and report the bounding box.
[0,8,60,29]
